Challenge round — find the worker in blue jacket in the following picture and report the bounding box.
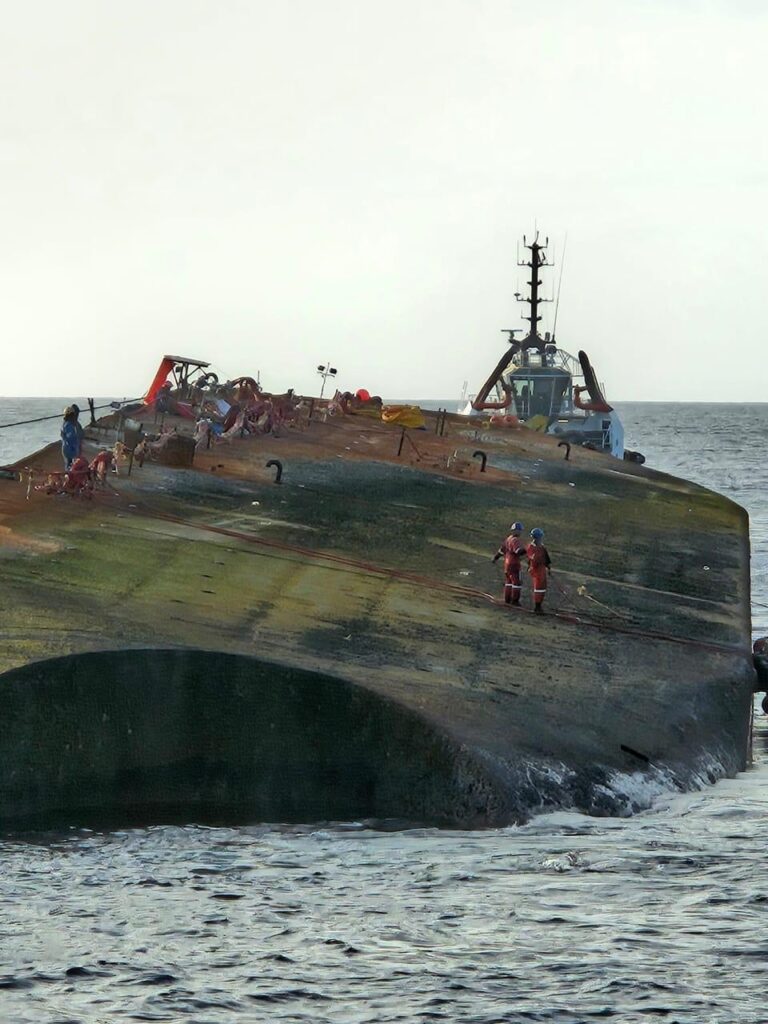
[60,406,80,469]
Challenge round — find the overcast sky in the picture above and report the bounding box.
[1,0,765,401]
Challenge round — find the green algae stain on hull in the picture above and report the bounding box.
[0,418,757,828]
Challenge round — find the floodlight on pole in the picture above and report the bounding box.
[317,361,338,399]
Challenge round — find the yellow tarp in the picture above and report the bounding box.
[381,405,426,429]
[525,414,549,433]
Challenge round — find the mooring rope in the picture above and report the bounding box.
[0,398,144,431]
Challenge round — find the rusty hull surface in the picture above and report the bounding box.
[0,409,756,827]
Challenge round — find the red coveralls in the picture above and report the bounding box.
[497,534,525,604]
[527,542,551,609]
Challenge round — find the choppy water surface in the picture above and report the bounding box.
[0,397,116,468]
[1,400,767,1022]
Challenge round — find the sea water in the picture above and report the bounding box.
[0,400,766,1023]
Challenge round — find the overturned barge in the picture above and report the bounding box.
[0,392,755,829]
[0,243,757,830]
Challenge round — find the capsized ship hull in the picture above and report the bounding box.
[0,404,756,828]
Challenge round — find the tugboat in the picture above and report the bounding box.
[464,233,627,459]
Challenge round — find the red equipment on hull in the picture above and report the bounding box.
[144,355,211,404]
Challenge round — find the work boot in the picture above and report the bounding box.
[511,598,520,606]
[534,604,544,615]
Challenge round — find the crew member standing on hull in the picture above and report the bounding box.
[70,403,85,451]
[527,527,551,615]
[493,521,526,605]
[60,406,80,471]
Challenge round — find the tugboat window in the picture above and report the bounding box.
[511,374,570,420]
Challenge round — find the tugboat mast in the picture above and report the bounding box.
[517,233,552,360]
[469,230,552,410]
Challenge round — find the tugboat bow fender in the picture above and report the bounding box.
[573,385,613,414]
[576,350,613,412]
[470,343,520,411]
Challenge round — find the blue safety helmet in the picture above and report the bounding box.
[530,527,544,540]
[511,521,523,532]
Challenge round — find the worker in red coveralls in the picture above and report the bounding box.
[493,521,526,605]
[527,527,552,614]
